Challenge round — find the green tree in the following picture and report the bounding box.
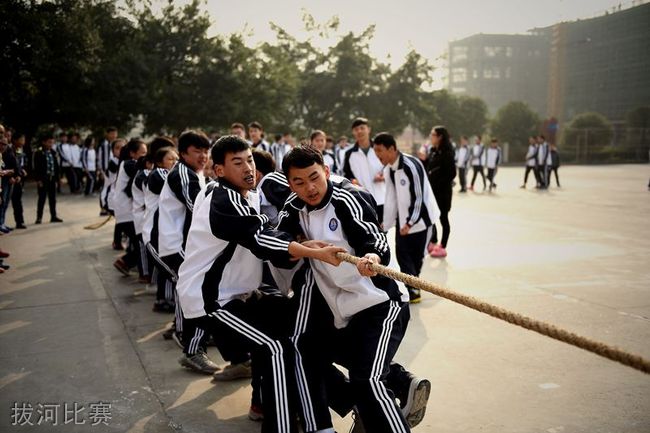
[561,112,613,162]
[491,101,540,160]
[456,96,488,137]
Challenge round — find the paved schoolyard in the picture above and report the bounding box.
[1,164,649,432]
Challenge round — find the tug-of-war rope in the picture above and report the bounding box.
[336,252,650,375]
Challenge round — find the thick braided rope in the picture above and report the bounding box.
[336,252,650,375]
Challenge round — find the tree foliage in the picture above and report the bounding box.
[491,101,540,159]
[0,0,488,141]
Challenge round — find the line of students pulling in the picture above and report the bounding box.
[105,119,443,432]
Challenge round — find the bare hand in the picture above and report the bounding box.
[314,245,346,266]
[399,224,410,236]
[301,240,332,249]
[357,253,380,277]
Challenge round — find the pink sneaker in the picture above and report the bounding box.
[431,245,447,258]
[427,242,436,255]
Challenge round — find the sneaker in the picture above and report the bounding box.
[35,219,42,224]
[520,184,526,189]
[0,263,10,270]
[178,349,221,375]
[426,242,436,255]
[162,326,174,340]
[50,217,63,223]
[248,404,264,421]
[152,300,175,313]
[408,287,421,304]
[211,360,252,382]
[113,258,130,276]
[0,226,10,234]
[172,331,184,349]
[15,223,27,229]
[428,243,441,257]
[401,377,431,428]
[0,250,9,258]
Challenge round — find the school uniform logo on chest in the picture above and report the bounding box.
[328,218,339,231]
[400,179,407,186]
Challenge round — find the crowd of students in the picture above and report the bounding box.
[88,118,453,433]
[0,116,561,431]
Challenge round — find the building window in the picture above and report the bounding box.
[451,46,468,63]
[483,67,501,79]
[505,46,513,57]
[473,69,478,79]
[451,67,467,83]
[484,46,503,57]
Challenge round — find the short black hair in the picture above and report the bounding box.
[178,130,210,154]
[148,136,175,158]
[351,117,369,129]
[252,150,276,175]
[274,133,282,142]
[491,138,499,143]
[154,146,177,166]
[372,132,396,149]
[211,135,250,165]
[106,126,117,133]
[230,122,245,131]
[41,132,54,142]
[282,145,324,175]
[248,121,263,131]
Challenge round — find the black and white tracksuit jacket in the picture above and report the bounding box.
[157,160,205,260]
[275,178,409,329]
[176,180,295,319]
[383,152,440,234]
[342,143,386,207]
[142,168,168,247]
[132,169,150,236]
[258,171,292,226]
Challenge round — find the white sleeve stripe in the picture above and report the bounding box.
[403,157,423,224]
[226,189,246,216]
[258,233,290,248]
[332,189,389,252]
[179,165,194,212]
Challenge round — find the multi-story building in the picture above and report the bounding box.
[448,33,550,116]
[448,2,650,124]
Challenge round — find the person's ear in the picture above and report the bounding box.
[324,164,330,180]
[215,164,225,178]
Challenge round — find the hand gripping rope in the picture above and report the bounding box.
[335,252,650,375]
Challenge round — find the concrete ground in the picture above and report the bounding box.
[1,164,649,433]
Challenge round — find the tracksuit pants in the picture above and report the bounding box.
[487,167,497,189]
[201,294,298,433]
[11,180,25,226]
[395,229,428,290]
[523,166,536,186]
[36,177,58,221]
[470,165,486,189]
[458,167,467,191]
[289,266,412,433]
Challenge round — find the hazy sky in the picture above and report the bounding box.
[201,0,630,66]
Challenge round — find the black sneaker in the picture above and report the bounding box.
[401,376,431,428]
[178,349,220,374]
[15,224,27,229]
[34,219,42,224]
[408,287,421,304]
[50,217,63,223]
